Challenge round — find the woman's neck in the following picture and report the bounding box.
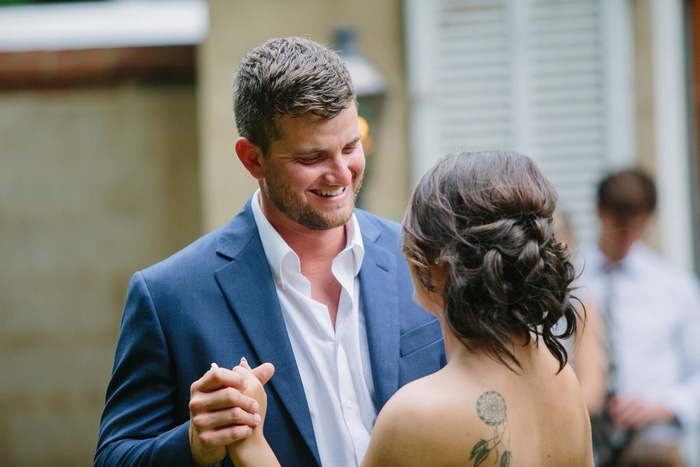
[440,321,537,373]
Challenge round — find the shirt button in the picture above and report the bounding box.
[347,400,353,409]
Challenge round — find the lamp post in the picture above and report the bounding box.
[334,27,385,208]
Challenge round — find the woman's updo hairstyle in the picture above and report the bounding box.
[402,151,579,371]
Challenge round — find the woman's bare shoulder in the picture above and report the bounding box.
[363,357,593,467]
[370,374,457,441]
[362,372,484,467]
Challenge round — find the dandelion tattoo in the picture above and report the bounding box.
[469,391,511,467]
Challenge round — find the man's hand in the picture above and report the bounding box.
[608,394,676,430]
[188,363,262,467]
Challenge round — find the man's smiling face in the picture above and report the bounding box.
[260,105,365,231]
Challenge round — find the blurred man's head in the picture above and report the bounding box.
[596,169,656,262]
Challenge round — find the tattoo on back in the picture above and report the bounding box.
[469,391,511,467]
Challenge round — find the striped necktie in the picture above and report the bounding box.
[590,261,630,466]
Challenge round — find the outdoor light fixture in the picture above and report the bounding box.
[334,26,386,206]
[335,26,385,152]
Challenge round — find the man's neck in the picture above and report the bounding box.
[278,222,348,265]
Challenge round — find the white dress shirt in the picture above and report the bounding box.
[576,242,700,430]
[251,190,377,466]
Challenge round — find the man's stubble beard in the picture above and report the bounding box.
[264,172,364,231]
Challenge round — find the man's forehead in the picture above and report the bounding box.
[272,112,323,133]
[274,108,349,124]
[605,212,650,228]
[272,108,359,141]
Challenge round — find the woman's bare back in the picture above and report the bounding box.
[363,341,593,467]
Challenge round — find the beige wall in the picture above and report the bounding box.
[632,0,661,250]
[0,85,200,465]
[197,0,411,231]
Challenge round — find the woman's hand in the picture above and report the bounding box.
[188,363,261,467]
[226,358,280,467]
[236,358,273,427]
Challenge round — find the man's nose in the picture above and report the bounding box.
[324,154,353,184]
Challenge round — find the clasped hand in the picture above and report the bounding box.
[188,358,275,467]
[607,394,676,430]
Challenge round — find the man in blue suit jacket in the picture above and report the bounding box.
[95,37,445,467]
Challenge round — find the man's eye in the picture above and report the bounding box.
[299,156,321,164]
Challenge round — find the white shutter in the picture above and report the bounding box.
[526,0,606,243]
[404,0,634,246]
[405,0,513,179]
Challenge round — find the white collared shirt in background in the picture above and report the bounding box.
[576,242,700,430]
[251,189,377,467]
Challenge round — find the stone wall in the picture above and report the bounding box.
[0,85,200,465]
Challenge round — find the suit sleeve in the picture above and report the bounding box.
[94,272,194,467]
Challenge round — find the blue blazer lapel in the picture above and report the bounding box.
[357,212,401,410]
[214,200,320,463]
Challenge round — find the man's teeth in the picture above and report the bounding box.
[316,188,345,197]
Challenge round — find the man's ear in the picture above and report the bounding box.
[235,137,265,180]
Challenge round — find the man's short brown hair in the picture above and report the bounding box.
[232,36,356,155]
[597,169,657,220]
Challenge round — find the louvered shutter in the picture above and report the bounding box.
[405,0,632,246]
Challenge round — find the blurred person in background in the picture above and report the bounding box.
[553,210,608,420]
[94,36,445,467]
[577,169,700,467]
